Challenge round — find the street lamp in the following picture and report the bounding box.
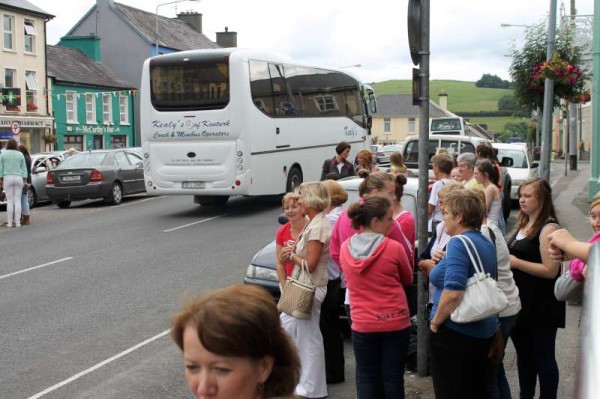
[155,0,200,55]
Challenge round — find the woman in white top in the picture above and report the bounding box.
[471,188,521,399]
[475,159,505,235]
[280,182,331,398]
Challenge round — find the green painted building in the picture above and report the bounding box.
[47,36,136,150]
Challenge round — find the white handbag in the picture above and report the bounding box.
[450,235,509,323]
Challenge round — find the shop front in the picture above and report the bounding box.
[0,116,54,153]
[58,123,134,151]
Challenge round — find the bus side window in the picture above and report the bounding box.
[249,60,274,116]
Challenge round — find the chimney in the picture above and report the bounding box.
[58,34,102,62]
[177,12,202,34]
[438,92,448,111]
[216,27,237,48]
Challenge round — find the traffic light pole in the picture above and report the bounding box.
[540,0,557,183]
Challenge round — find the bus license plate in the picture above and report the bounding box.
[182,181,205,189]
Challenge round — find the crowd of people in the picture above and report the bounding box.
[169,141,596,399]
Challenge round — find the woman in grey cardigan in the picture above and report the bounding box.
[0,139,28,227]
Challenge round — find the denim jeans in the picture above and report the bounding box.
[352,328,411,399]
[511,327,559,399]
[489,313,519,399]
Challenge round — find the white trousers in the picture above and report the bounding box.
[4,175,23,225]
[281,285,328,398]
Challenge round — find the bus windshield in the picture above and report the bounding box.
[150,55,230,111]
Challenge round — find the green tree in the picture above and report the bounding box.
[508,22,588,112]
[499,121,529,141]
[476,74,511,89]
[497,94,529,117]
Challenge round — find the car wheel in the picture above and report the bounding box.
[56,200,71,208]
[28,187,37,208]
[502,175,512,221]
[194,195,229,207]
[286,167,303,193]
[106,182,123,205]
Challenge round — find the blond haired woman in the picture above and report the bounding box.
[276,193,308,289]
[355,149,380,175]
[280,182,331,398]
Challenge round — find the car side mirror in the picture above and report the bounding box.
[501,157,514,167]
[531,162,539,168]
[34,166,46,174]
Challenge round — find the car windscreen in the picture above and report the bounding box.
[59,152,108,168]
[150,54,230,111]
[497,149,528,168]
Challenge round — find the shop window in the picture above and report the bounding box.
[102,94,112,123]
[110,135,127,148]
[64,135,83,151]
[408,118,416,133]
[384,118,391,134]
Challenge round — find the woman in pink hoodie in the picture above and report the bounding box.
[340,196,413,399]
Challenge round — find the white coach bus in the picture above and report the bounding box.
[140,48,376,206]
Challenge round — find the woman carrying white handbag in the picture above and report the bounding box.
[428,189,500,399]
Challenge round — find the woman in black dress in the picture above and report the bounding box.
[508,178,564,399]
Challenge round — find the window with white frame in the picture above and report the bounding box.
[119,94,129,124]
[408,117,416,133]
[86,93,97,124]
[102,94,112,123]
[4,68,16,87]
[3,14,14,50]
[314,95,339,113]
[24,19,36,53]
[384,118,391,133]
[66,91,77,123]
[25,71,39,111]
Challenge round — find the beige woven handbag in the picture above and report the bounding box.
[277,259,316,320]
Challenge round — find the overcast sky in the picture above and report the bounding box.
[28,0,595,83]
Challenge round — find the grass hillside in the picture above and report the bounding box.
[370,80,525,132]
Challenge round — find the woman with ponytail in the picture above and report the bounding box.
[340,196,413,398]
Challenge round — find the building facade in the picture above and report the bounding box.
[47,39,135,151]
[0,0,53,152]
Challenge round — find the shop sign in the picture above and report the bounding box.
[11,121,20,135]
[0,117,53,128]
[74,125,122,134]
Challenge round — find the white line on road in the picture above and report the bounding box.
[163,214,224,233]
[27,329,171,399]
[0,257,74,281]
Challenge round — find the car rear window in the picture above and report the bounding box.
[59,152,108,168]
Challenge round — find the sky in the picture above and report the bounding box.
[28,0,595,84]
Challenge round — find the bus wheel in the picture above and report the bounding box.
[286,167,303,193]
[194,195,229,207]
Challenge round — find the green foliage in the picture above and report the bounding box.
[497,94,530,117]
[475,74,511,89]
[508,22,589,111]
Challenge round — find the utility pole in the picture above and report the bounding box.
[408,0,430,376]
[588,0,600,200]
[540,0,558,182]
[568,0,579,170]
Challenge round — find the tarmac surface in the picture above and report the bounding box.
[328,161,593,398]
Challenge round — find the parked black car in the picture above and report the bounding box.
[46,149,146,208]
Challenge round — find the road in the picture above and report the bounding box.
[0,162,565,399]
[0,194,283,399]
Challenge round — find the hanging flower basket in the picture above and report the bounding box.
[528,56,588,102]
[43,134,58,144]
[26,103,38,111]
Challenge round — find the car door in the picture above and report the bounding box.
[125,152,145,193]
[113,151,136,194]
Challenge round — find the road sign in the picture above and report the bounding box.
[10,121,20,135]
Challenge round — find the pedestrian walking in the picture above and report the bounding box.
[171,284,301,399]
[428,189,498,399]
[18,144,32,225]
[508,178,564,399]
[340,196,413,399]
[279,182,331,398]
[0,139,27,228]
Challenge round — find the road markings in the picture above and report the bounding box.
[0,257,73,281]
[163,214,224,233]
[27,329,171,399]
